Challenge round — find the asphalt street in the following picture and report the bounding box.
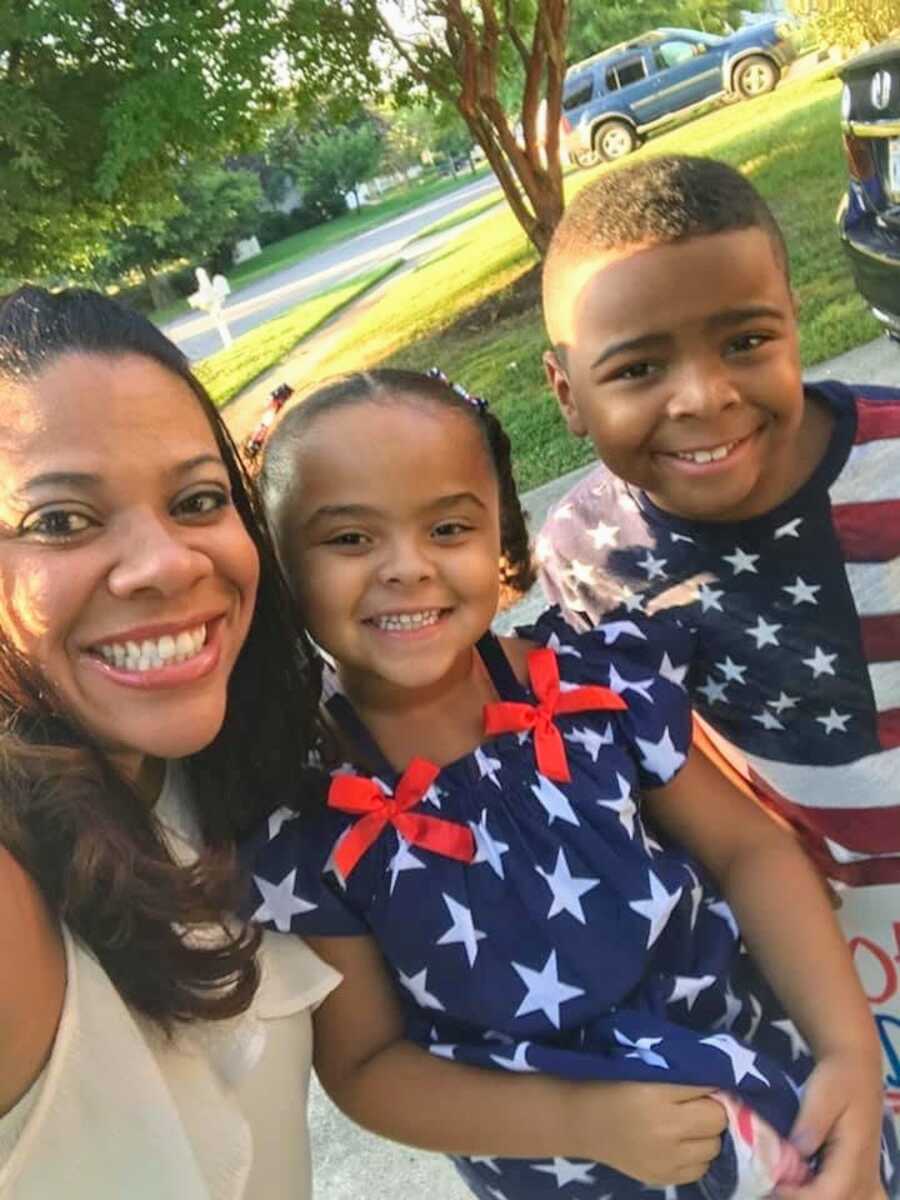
[163,174,499,361]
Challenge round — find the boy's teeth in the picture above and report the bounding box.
[95,624,207,671]
[373,610,441,632]
[676,440,735,464]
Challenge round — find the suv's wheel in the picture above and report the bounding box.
[594,120,638,162]
[734,55,778,98]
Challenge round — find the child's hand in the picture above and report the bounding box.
[574,1081,727,1185]
[779,1052,885,1200]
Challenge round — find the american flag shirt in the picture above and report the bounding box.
[245,614,899,1199]
[537,380,900,1116]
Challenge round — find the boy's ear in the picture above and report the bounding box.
[543,349,588,438]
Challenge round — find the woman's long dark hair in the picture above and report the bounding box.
[0,286,323,1029]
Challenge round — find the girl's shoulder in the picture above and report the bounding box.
[509,605,695,682]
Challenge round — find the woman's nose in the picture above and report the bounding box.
[106,511,212,598]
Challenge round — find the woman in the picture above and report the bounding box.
[0,287,336,1198]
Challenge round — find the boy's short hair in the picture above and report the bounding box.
[543,155,789,336]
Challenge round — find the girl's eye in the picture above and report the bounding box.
[433,521,473,539]
[174,489,229,518]
[20,509,95,540]
[324,531,370,548]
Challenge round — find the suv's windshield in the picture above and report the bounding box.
[562,75,594,110]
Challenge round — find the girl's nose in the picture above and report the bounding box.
[378,536,435,587]
[106,511,212,598]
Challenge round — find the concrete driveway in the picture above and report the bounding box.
[163,174,500,361]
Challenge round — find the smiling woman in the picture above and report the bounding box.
[0,287,336,1199]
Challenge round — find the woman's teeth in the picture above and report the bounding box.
[371,610,442,632]
[95,624,207,671]
[674,439,739,464]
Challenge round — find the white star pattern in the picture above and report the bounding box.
[803,646,837,677]
[752,709,784,731]
[671,531,695,544]
[252,870,316,933]
[428,1043,457,1060]
[770,1019,808,1062]
[322,830,350,891]
[512,951,585,1028]
[545,631,582,658]
[817,708,851,734]
[697,676,729,705]
[487,1189,510,1200]
[723,547,760,575]
[470,1157,502,1174]
[774,518,803,538]
[783,576,820,605]
[531,774,580,826]
[668,974,717,1011]
[697,582,725,612]
[714,983,743,1031]
[618,585,646,613]
[683,864,703,931]
[399,967,445,1011]
[597,619,647,644]
[598,772,637,838]
[659,653,688,687]
[747,616,781,649]
[565,723,613,762]
[468,809,510,879]
[569,558,598,588]
[614,1029,670,1069]
[267,806,297,839]
[608,662,655,702]
[422,782,444,809]
[700,1034,768,1085]
[436,893,486,966]
[629,870,683,947]
[588,520,619,549]
[536,848,601,924]
[531,1159,598,1187]
[768,692,799,714]
[637,551,668,580]
[635,727,685,781]
[707,899,740,940]
[475,746,503,788]
[489,1042,537,1072]
[746,993,763,1041]
[715,656,748,684]
[386,836,426,894]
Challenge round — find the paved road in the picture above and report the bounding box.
[163,174,500,361]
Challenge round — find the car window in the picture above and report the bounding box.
[606,57,647,90]
[562,76,594,110]
[655,40,701,69]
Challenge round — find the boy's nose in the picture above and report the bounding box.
[668,361,740,420]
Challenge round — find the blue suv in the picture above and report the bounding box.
[561,22,797,164]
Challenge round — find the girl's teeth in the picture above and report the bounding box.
[95,624,207,671]
[374,610,441,632]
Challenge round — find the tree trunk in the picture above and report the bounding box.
[141,263,177,309]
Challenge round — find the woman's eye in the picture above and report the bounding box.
[174,489,229,518]
[20,509,94,539]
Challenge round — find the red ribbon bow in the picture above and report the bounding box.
[483,647,627,782]
[327,757,475,877]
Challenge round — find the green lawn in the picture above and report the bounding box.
[281,73,878,492]
[150,168,488,326]
[409,189,505,242]
[195,261,402,408]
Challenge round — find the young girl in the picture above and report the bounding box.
[248,368,897,1200]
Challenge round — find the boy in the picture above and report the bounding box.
[538,155,900,1117]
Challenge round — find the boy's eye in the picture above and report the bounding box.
[728,333,768,354]
[613,361,659,381]
[173,489,229,518]
[19,508,96,540]
[324,531,370,548]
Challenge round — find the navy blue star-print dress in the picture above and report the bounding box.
[246,611,900,1200]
